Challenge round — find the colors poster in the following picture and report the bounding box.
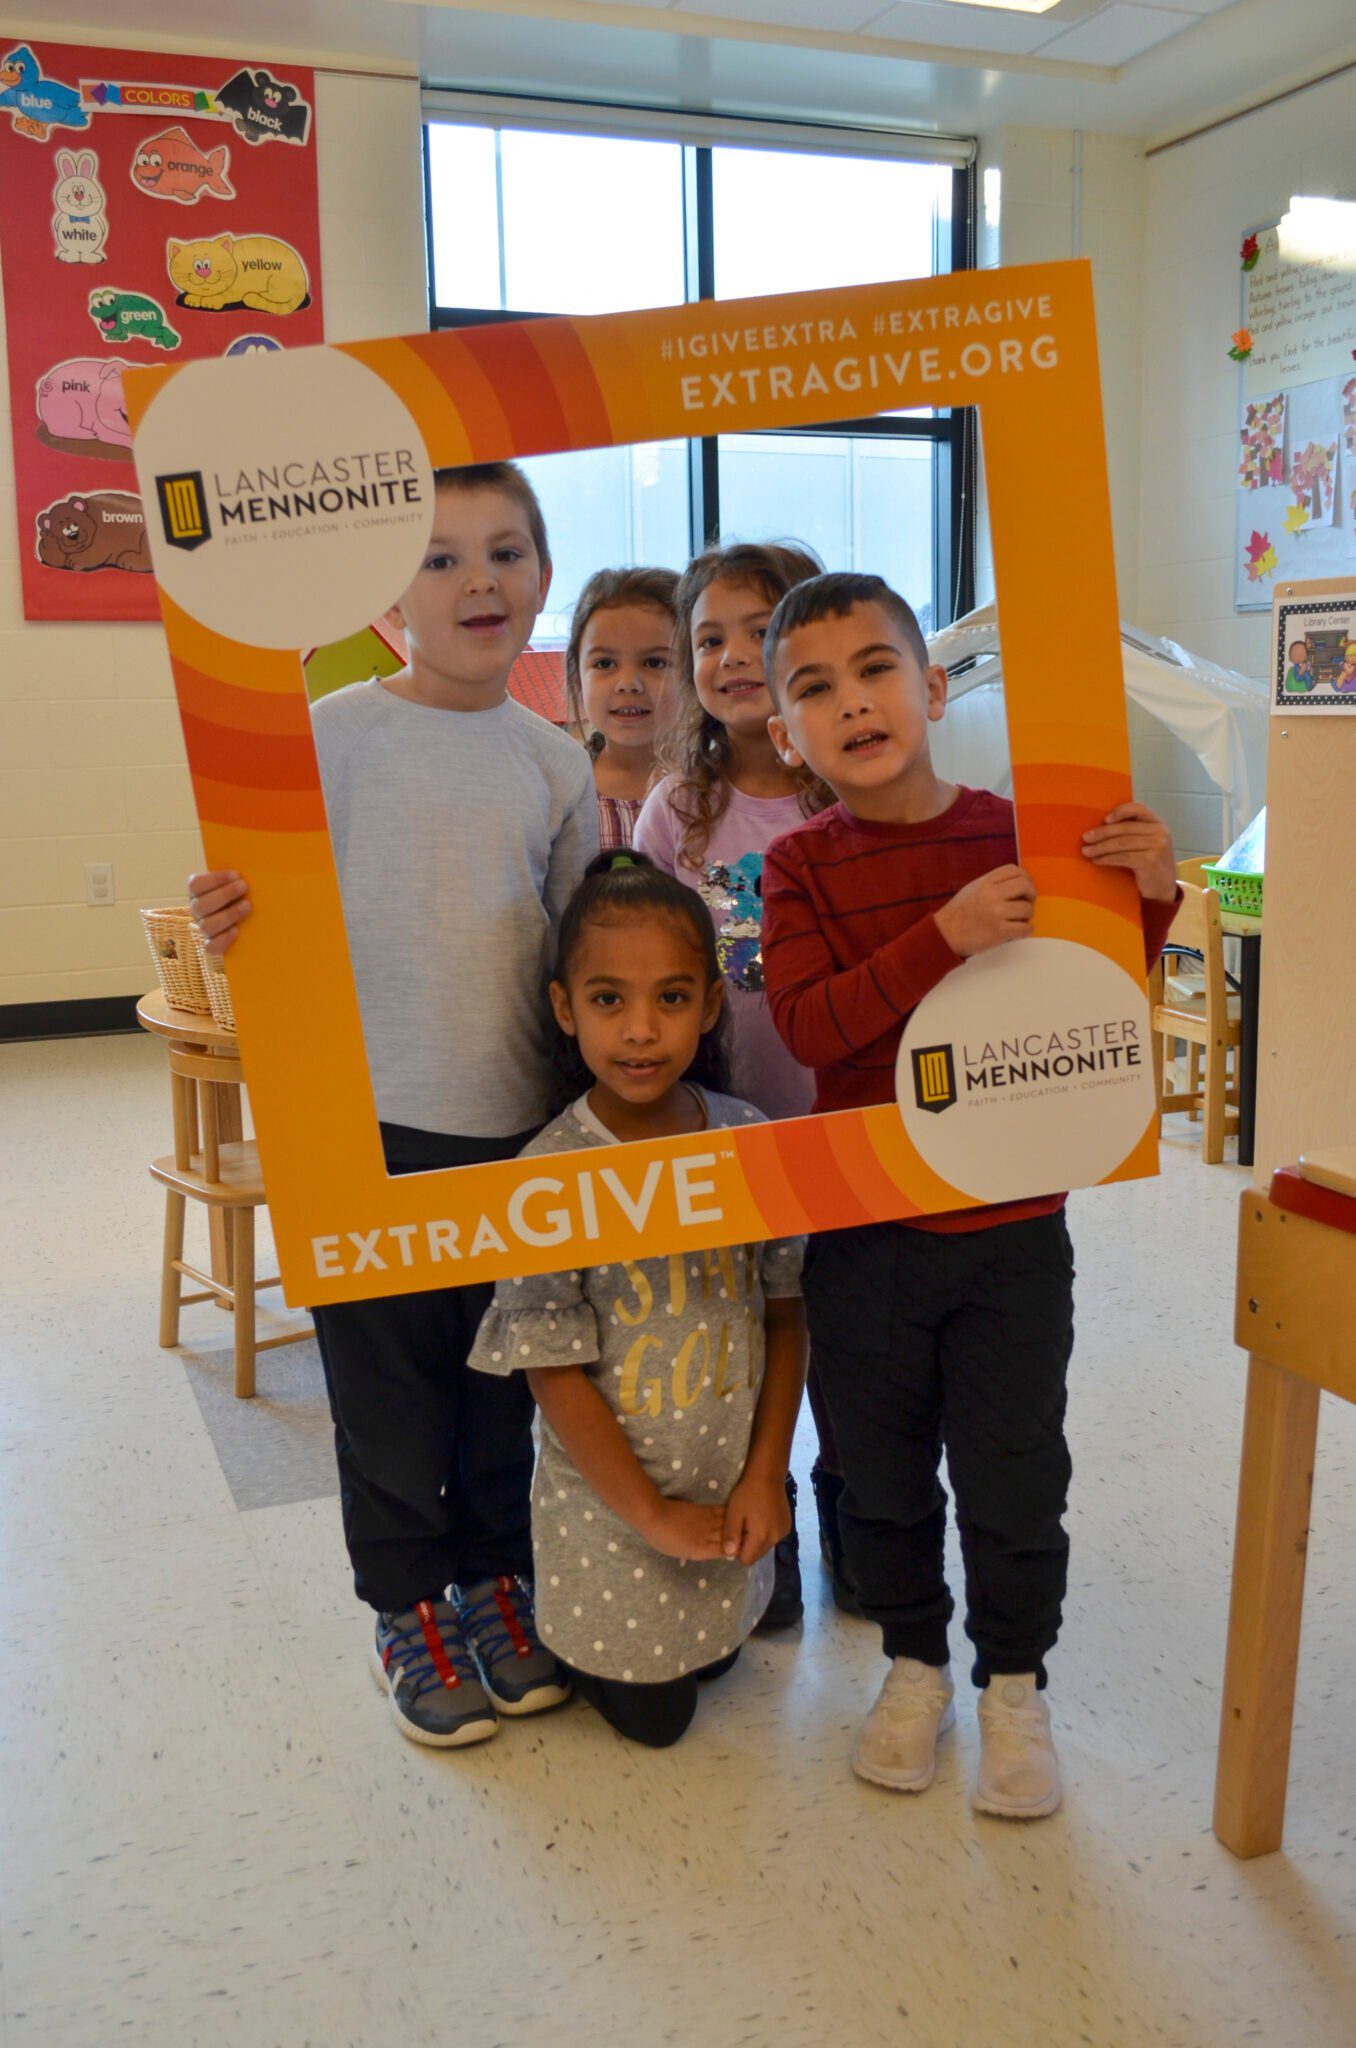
[0,38,323,620]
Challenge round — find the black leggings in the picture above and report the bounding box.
[564,1649,741,1747]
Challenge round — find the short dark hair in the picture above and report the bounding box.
[551,849,728,1094]
[763,572,930,700]
[431,461,550,569]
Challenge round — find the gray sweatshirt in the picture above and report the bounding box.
[312,679,597,1137]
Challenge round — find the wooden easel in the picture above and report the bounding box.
[1213,577,1356,1857]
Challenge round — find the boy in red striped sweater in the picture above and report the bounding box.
[760,572,1178,1818]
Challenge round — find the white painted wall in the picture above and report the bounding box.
[1140,74,1356,684]
[0,66,426,1009]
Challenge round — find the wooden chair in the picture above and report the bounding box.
[1164,857,1222,1102]
[151,1043,311,1397]
[1149,881,1242,1164]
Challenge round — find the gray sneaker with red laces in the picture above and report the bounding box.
[453,1575,571,1715]
[370,1599,499,1748]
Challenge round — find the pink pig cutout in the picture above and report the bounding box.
[36,358,132,447]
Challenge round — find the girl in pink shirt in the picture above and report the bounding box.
[635,539,850,1625]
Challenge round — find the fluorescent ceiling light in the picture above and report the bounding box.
[934,0,1062,12]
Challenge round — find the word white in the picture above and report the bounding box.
[311,1152,724,1279]
[680,337,1057,410]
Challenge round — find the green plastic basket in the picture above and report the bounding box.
[1203,864,1263,918]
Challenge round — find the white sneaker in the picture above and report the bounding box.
[974,1675,1062,1818]
[852,1658,955,1792]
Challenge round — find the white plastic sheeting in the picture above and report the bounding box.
[925,603,1269,848]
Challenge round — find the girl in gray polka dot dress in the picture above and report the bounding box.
[470,851,807,1747]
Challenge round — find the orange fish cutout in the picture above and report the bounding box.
[131,127,234,205]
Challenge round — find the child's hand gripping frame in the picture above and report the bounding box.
[124,261,1158,1309]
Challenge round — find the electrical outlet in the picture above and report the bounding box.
[85,862,115,907]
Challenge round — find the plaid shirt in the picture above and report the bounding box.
[596,792,643,854]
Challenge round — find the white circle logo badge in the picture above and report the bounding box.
[897,937,1156,1204]
[133,348,434,650]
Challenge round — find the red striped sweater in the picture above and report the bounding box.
[761,786,1178,1234]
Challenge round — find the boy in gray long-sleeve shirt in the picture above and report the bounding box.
[190,465,598,1749]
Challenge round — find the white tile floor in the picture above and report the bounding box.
[3,1033,1355,2048]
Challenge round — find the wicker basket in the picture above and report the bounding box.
[140,906,211,1013]
[191,925,237,1030]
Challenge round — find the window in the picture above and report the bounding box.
[425,111,974,643]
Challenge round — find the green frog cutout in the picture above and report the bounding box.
[88,287,181,351]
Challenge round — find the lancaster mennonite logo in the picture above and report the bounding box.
[156,470,210,550]
[911,1043,957,1114]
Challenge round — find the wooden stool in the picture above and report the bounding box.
[151,1043,312,1398]
[1214,1155,1356,1855]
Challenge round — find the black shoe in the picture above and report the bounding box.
[811,1463,865,1617]
[756,1474,804,1630]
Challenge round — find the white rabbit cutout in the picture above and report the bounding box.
[53,150,108,265]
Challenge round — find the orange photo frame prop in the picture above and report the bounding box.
[125,259,1156,1307]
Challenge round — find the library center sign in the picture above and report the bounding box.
[125,261,1158,1308]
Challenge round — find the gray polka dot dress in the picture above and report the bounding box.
[469,1090,803,1683]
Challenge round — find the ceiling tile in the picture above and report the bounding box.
[674,0,890,28]
[1034,3,1198,62]
[856,1,1063,54]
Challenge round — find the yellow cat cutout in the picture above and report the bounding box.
[168,232,309,315]
[124,262,1158,1308]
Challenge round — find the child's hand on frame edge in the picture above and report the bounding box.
[722,1471,792,1565]
[187,870,251,955]
[934,864,1036,959]
[1081,803,1177,903]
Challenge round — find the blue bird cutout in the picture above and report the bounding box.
[0,46,90,138]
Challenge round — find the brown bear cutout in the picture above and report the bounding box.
[36,491,151,572]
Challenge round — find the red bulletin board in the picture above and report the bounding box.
[0,38,323,621]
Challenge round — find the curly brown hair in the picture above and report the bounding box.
[658,540,833,868]
[564,565,680,755]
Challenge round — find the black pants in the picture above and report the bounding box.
[804,1213,1075,1687]
[563,1649,742,1747]
[804,1358,841,1475]
[312,1123,537,1615]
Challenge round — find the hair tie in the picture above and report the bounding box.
[609,853,637,870]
